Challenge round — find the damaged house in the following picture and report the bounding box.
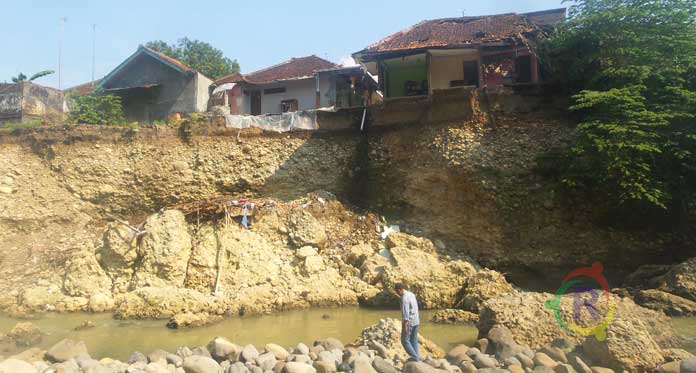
[0,82,65,124]
[352,8,566,98]
[213,55,378,115]
[95,46,213,122]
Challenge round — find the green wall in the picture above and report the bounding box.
[383,55,428,98]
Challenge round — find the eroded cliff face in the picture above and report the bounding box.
[0,110,675,286]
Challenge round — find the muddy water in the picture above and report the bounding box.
[673,317,696,353]
[0,308,478,361]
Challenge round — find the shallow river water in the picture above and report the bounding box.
[0,308,694,361]
[0,308,479,361]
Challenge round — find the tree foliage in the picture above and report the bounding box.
[11,70,54,83]
[69,92,125,125]
[145,38,240,80]
[545,0,696,217]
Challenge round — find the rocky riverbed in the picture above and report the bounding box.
[1,318,695,373]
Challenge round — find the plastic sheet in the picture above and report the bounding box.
[224,109,328,132]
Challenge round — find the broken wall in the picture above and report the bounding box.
[0,82,65,124]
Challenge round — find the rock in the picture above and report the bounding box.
[662,348,695,362]
[304,256,324,274]
[242,345,260,362]
[354,318,444,361]
[7,322,41,347]
[75,321,96,331]
[183,355,221,373]
[404,361,439,373]
[445,345,470,365]
[346,244,374,267]
[145,362,170,372]
[459,362,476,373]
[554,364,577,373]
[63,248,113,298]
[0,358,37,373]
[659,361,681,373]
[287,209,327,248]
[682,357,696,373]
[589,368,614,373]
[227,362,251,373]
[192,346,213,358]
[129,351,148,364]
[148,349,170,364]
[360,255,391,285]
[88,292,115,313]
[472,354,497,369]
[132,210,193,288]
[97,223,139,293]
[533,353,558,369]
[633,289,696,316]
[167,353,184,367]
[381,247,476,308]
[256,352,277,370]
[457,269,515,312]
[168,312,223,329]
[515,353,533,370]
[540,347,567,364]
[385,233,436,254]
[430,310,478,324]
[208,337,242,362]
[658,257,696,301]
[566,354,591,373]
[474,339,489,355]
[478,291,681,350]
[295,343,310,356]
[263,345,289,361]
[46,339,89,363]
[372,356,398,373]
[314,338,344,352]
[284,361,317,373]
[0,186,13,194]
[314,360,337,373]
[354,355,377,373]
[296,246,318,259]
[487,324,524,361]
[508,365,524,373]
[533,367,556,373]
[9,347,45,363]
[550,339,574,353]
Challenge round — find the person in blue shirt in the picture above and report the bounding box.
[395,283,420,361]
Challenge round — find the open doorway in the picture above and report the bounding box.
[250,91,261,115]
[463,61,480,87]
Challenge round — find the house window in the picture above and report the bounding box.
[264,87,286,95]
[281,99,298,113]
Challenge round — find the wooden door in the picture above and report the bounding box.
[250,91,261,115]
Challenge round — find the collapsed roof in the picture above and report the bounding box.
[215,55,338,85]
[353,8,566,61]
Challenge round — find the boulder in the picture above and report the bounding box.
[314,338,344,352]
[63,248,113,297]
[256,352,277,370]
[533,353,558,369]
[360,255,390,285]
[354,355,377,373]
[227,362,251,373]
[287,209,327,248]
[354,318,444,361]
[129,351,148,364]
[265,344,290,361]
[404,361,440,373]
[657,257,696,301]
[182,355,221,373]
[0,359,37,373]
[633,289,696,316]
[381,247,476,308]
[97,223,139,293]
[487,325,525,361]
[372,356,398,373]
[284,361,317,373]
[296,246,319,259]
[430,310,478,324]
[45,339,89,363]
[445,345,470,365]
[241,344,260,362]
[208,337,241,362]
[385,233,436,254]
[168,312,223,329]
[7,322,41,347]
[295,343,310,356]
[88,292,115,313]
[456,269,515,312]
[132,210,193,288]
[682,358,696,373]
[314,360,337,373]
[147,349,169,364]
[478,291,681,350]
[346,244,375,267]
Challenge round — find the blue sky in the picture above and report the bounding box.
[2,0,565,89]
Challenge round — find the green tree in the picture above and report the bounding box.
[11,70,55,83]
[69,92,125,125]
[545,0,696,217]
[145,38,240,80]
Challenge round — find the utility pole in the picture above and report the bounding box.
[58,17,67,89]
[91,24,97,83]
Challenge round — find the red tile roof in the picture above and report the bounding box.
[65,79,101,95]
[356,9,565,56]
[220,55,337,85]
[143,47,194,73]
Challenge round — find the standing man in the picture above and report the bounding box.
[395,283,420,362]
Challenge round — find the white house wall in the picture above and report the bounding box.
[429,53,479,92]
[195,73,214,112]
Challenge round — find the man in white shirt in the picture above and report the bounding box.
[395,283,420,361]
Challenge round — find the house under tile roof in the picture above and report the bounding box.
[215,55,338,85]
[355,8,565,57]
[65,79,101,95]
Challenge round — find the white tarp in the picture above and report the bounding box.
[224,107,335,132]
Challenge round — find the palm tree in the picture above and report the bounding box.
[11,70,55,83]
